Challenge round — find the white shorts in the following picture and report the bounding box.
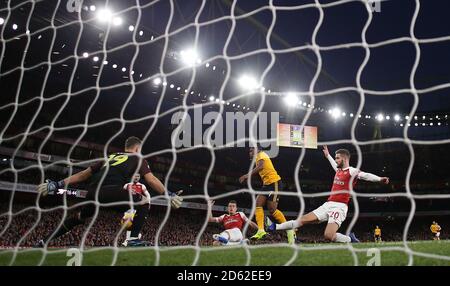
[312,201,348,227]
[436,232,441,237]
[220,228,243,242]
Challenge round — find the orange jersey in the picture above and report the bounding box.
[430,224,441,233]
[255,151,281,185]
[374,228,381,236]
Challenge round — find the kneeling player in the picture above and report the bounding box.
[208,200,258,245]
[267,146,389,243]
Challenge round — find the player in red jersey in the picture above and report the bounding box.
[121,173,151,246]
[208,200,258,245]
[267,146,389,243]
[123,173,150,201]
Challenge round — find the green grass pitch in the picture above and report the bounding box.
[1,241,449,266]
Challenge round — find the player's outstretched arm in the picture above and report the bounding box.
[207,200,219,222]
[142,189,151,205]
[65,167,94,185]
[352,168,389,184]
[239,160,264,184]
[239,212,258,230]
[144,172,183,208]
[144,172,166,195]
[248,220,259,230]
[37,167,94,196]
[323,145,338,171]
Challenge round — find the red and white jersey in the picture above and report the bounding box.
[326,154,382,204]
[214,212,248,230]
[123,182,147,196]
[328,168,359,204]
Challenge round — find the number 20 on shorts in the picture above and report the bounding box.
[330,211,339,220]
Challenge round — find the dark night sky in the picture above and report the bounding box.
[0,0,449,209]
[0,0,449,166]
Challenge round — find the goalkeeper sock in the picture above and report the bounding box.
[126,231,131,240]
[334,233,351,243]
[271,209,287,223]
[44,217,84,243]
[130,205,149,237]
[276,220,300,231]
[255,207,264,230]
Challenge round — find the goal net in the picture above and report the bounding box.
[0,0,450,266]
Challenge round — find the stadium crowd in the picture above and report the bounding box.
[0,202,446,247]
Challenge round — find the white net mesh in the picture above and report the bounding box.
[0,0,450,266]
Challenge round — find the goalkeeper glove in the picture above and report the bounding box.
[37,179,65,196]
[168,190,183,209]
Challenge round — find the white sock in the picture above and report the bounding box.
[126,231,131,240]
[334,233,351,243]
[276,220,300,231]
[227,241,241,245]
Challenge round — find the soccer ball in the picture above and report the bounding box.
[121,209,136,230]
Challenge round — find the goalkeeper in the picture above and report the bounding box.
[35,137,183,247]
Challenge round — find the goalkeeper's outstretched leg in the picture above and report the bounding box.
[35,137,183,247]
[37,189,152,247]
[36,188,131,247]
[36,201,97,247]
